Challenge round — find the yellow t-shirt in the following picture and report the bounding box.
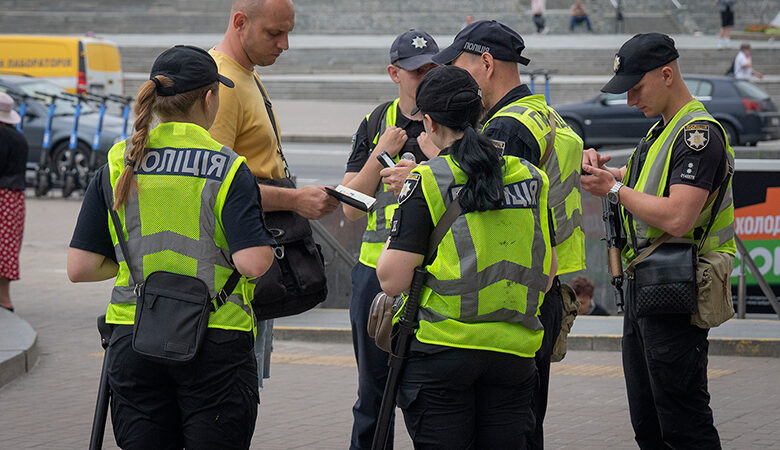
[208,48,286,179]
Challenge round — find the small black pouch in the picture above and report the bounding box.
[633,243,698,317]
[132,271,213,364]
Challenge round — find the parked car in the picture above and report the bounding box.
[554,75,780,148]
[0,74,128,185]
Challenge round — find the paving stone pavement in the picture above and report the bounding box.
[1,196,779,449]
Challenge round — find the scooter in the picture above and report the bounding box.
[59,91,87,198]
[84,92,111,187]
[15,93,31,133]
[33,91,71,197]
[109,95,133,141]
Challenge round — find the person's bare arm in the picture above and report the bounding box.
[581,164,709,237]
[376,240,424,297]
[232,246,275,278]
[341,126,408,220]
[259,184,339,220]
[67,248,119,282]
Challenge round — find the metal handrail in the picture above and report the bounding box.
[735,235,780,319]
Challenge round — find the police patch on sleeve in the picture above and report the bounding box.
[680,157,699,182]
[684,124,709,151]
[397,173,421,205]
[351,133,357,151]
[490,139,506,155]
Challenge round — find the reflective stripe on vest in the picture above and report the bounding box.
[359,98,400,268]
[411,155,553,357]
[105,123,254,330]
[482,95,585,274]
[621,101,736,261]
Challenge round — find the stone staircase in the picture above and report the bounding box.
[2,0,776,35]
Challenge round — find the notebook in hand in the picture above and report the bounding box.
[325,185,376,212]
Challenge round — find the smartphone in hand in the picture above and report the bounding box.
[376,151,395,168]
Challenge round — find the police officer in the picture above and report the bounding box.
[376,65,557,449]
[67,45,276,448]
[340,29,439,450]
[432,20,585,449]
[581,33,734,449]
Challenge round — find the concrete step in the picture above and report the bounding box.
[1,0,773,35]
[115,35,780,77]
[124,72,780,105]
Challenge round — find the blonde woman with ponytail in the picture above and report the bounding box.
[67,45,275,449]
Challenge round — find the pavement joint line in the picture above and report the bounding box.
[267,353,738,379]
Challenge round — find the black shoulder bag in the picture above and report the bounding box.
[625,157,733,318]
[251,76,328,320]
[102,170,242,364]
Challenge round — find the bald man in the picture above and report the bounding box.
[209,0,339,399]
[582,33,734,449]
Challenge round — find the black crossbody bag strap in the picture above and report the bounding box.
[424,195,463,266]
[254,75,292,180]
[101,168,242,310]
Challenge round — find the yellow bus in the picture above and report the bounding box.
[0,35,124,96]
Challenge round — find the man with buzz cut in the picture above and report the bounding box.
[432,19,586,450]
[582,33,733,449]
[209,0,340,399]
[340,29,440,450]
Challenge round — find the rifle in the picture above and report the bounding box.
[89,315,113,450]
[602,198,625,312]
[371,266,426,450]
[371,195,463,450]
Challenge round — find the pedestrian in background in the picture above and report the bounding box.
[340,28,440,450]
[569,276,609,316]
[0,92,27,313]
[434,20,586,449]
[570,1,592,32]
[67,45,276,448]
[718,0,737,49]
[209,0,340,397]
[376,65,557,448]
[733,43,763,80]
[582,33,734,448]
[533,0,547,34]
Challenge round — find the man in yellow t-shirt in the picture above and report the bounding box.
[209,0,339,395]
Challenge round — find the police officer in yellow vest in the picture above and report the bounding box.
[340,29,440,450]
[67,45,276,448]
[377,65,557,449]
[432,20,585,449]
[582,34,733,449]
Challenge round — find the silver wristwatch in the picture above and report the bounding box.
[607,181,624,204]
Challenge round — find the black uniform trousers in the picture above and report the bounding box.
[527,277,563,450]
[622,279,721,450]
[349,262,393,450]
[397,343,537,450]
[107,326,259,450]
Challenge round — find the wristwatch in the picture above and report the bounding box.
[607,181,624,204]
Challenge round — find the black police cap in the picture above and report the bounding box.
[150,45,234,97]
[412,66,482,129]
[433,20,530,66]
[601,33,679,94]
[390,29,439,71]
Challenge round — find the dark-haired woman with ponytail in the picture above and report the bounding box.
[376,65,557,448]
[67,45,276,449]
